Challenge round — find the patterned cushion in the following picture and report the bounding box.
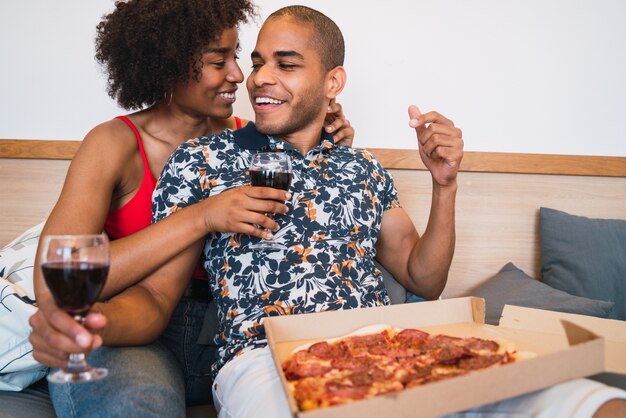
[0,222,47,391]
[0,221,44,301]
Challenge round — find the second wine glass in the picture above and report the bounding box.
[248,152,292,251]
[40,234,110,383]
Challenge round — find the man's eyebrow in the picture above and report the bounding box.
[274,50,304,60]
[250,50,304,60]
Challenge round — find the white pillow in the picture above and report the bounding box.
[0,221,47,391]
[0,221,44,301]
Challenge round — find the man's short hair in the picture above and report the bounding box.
[267,5,345,71]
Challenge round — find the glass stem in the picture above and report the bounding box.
[65,314,89,372]
[66,353,88,373]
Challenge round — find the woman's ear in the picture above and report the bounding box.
[325,66,346,100]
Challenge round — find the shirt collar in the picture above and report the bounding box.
[233,122,335,153]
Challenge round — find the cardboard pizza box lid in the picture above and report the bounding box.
[265,297,605,418]
[500,305,626,374]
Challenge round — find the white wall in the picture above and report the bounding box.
[1,0,625,156]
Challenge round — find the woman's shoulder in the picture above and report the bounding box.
[75,116,140,163]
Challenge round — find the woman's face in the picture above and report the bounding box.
[172,27,244,120]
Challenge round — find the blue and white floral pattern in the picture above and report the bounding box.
[153,123,401,377]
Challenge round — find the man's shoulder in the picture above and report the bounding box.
[179,129,236,152]
[333,146,384,168]
[169,129,237,162]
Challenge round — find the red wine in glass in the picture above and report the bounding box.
[249,152,292,251]
[40,234,110,383]
[42,261,108,317]
[249,170,292,191]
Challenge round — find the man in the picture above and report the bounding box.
[150,6,626,417]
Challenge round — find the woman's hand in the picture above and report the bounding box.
[324,100,354,147]
[29,296,105,368]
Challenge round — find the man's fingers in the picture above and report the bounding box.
[408,104,422,123]
[421,134,462,160]
[409,106,456,130]
[418,110,455,127]
[432,145,463,167]
[408,105,423,128]
[408,105,428,140]
[417,123,463,146]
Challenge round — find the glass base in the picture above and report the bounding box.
[47,366,108,384]
[249,241,286,251]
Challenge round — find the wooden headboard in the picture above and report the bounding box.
[2,139,625,297]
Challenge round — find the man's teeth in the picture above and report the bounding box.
[256,97,284,105]
[218,92,236,100]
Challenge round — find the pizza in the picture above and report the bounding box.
[281,326,520,411]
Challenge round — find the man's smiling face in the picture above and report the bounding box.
[247,17,328,137]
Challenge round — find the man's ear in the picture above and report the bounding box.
[325,66,346,100]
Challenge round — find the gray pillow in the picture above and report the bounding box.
[469,262,614,325]
[540,207,626,320]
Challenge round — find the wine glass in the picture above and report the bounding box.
[248,152,293,251]
[40,234,110,383]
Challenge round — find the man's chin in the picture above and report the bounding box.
[254,119,282,136]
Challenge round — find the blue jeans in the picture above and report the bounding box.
[49,295,218,418]
[405,292,426,303]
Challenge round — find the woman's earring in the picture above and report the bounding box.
[164,91,173,106]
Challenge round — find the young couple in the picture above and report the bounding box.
[23,1,626,418]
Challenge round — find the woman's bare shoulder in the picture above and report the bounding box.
[77,117,139,161]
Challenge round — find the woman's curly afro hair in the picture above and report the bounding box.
[95,0,256,110]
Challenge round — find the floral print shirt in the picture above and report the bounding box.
[153,123,401,377]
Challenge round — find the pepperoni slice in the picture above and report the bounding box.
[332,355,374,372]
[464,337,500,353]
[325,381,370,400]
[308,341,332,359]
[283,351,332,380]
[395,329,430,346]
[431,345,472,365]
[344,332,389,355]
[458,354,504,370]
[422,334,463,352]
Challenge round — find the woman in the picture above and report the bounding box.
[21,1,354,417]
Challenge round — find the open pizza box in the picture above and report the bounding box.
[499,305,626,384]
[264,297,605,418]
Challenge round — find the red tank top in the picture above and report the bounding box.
[103,116,243,279]
[103,116,157,240]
